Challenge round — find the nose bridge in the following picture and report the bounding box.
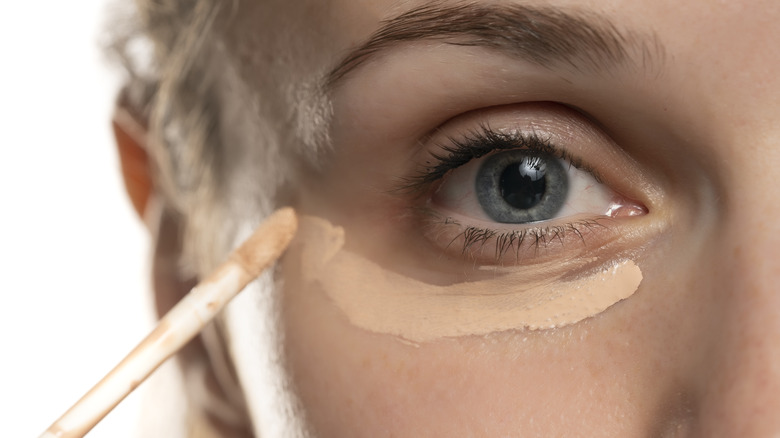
[691,137,780,435]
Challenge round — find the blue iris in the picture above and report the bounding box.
[475,150,568,223]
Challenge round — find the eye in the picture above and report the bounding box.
[398,107,650,264]
[433,143,618,226]
[475,151,569,223]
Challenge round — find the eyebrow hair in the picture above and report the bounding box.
[325,3,663,88]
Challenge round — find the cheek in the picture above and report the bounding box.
[280,252,699,437]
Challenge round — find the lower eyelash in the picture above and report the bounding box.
[444,217,607,263]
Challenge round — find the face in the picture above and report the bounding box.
[202,0,780,436]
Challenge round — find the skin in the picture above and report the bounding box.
[120,0,780,436]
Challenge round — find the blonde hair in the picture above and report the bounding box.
[110,0,330,278]
[110,0,246,277]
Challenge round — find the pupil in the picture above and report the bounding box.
[499,157,547,209]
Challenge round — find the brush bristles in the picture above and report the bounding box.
[231,207,298,278]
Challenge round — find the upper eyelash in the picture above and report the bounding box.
[398,124,598,194]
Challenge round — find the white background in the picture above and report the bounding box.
[0,2,153,437]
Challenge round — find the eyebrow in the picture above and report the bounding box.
[324,3,663,89]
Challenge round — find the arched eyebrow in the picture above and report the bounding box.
[324,3,664,89]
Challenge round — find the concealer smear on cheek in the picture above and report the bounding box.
[288,216,643,343]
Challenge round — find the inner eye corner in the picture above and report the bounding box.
[605,196,650,219]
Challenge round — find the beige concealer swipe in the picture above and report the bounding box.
[293,216,643,343]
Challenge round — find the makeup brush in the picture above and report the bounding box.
[39,207,298,438]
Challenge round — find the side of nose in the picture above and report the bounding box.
[689,198,780,436]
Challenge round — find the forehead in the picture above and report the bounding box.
[231,1,779,63]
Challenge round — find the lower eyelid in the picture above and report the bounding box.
[417,208,639,268]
